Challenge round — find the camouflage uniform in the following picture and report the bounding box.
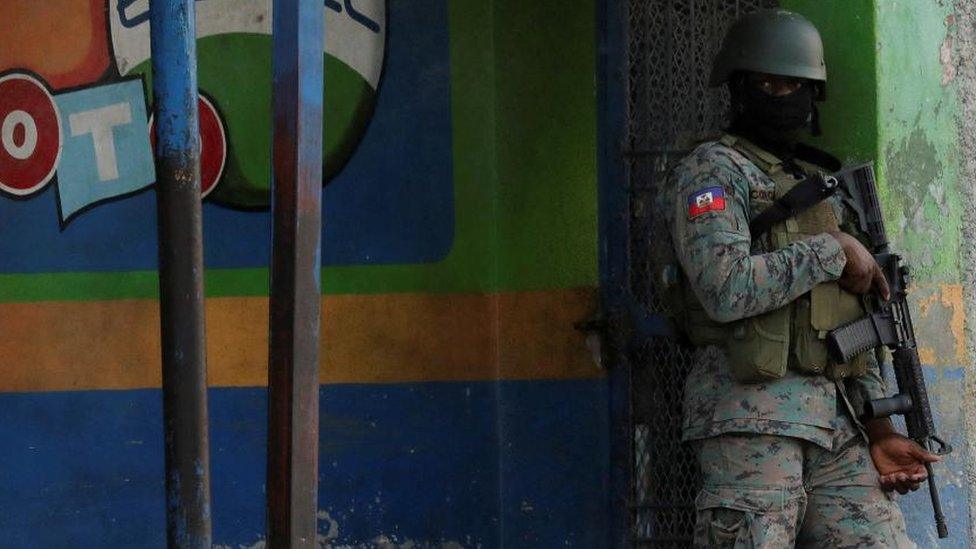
[666,138,913,547]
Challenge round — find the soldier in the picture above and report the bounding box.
[664,10,941,547]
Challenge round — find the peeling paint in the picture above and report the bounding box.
[217,535,469,549]
[941,34,956,86]
[942,11,958,88]
[317,510,340,546]
[913,284,967,365]
[949,0,976,542]
[215,510,474,548]
[884,126,952,275]
[874,0,972,542]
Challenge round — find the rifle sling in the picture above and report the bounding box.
[749,172,839,239]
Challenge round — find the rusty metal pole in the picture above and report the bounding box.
[266,0,324,545]
[149,0,213,547]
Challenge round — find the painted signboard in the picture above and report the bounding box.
[0,0,454,272]
[0,0,606,546]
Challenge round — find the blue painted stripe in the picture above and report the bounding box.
[498,381,611,547]
[892,365,971,545]
[0,379,610,547]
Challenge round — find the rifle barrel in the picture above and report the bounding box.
[926,462,949,538]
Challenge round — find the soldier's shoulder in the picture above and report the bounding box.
[681,140,753,172]
[670,140,752,190]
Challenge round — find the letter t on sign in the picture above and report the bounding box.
[68,103,133,181]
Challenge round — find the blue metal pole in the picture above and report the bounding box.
[148,1,213,547]
[267,0,324,545]
[597,0,632,546]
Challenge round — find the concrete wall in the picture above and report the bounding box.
[876,2,973,544]
[786,0,975,544]
[0,0,606,546]
[951,1,976,545]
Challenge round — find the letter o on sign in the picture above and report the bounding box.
[198,94,227,198]
[0,73,62,196]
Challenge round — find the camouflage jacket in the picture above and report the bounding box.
[665,139,887,450]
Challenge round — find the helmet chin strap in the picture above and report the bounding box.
[811,103,822,137]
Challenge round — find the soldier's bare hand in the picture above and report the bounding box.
[828,232,890,300]
[869,433,940,494]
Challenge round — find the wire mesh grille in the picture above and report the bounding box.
[625,1,779,546]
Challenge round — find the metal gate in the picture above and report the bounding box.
[622,1,779,546]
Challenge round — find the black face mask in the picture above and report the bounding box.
[738,82,814,135]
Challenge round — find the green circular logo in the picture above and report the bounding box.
[111,0,386,208]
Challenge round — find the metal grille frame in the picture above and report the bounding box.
[624,1,779,546]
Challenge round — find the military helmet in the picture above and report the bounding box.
[710,10,826,99]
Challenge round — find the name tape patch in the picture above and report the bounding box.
[687,186,726,219]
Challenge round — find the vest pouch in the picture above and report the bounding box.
[724,305,791,383]
[806,282,869,379]
[791,294,829,375]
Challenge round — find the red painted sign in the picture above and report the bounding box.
[0,73,62,196]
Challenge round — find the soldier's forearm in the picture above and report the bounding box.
[689,232,846,323]
[864,417,897,442]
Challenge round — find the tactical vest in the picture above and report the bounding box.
[669,134,869,383]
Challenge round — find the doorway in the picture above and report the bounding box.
[615,1,780,545]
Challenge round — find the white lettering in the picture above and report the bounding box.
[69,103,133,182]
[1,110,38,160]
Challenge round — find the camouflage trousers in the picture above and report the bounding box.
[693,432,914,548]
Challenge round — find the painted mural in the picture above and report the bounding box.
[0,0,605,546]
[0,0,454,271]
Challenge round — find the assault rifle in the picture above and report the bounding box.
[825,163,952,539]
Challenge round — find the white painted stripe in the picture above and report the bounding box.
[109,0,385,89]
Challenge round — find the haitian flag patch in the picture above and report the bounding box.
[687,186,726,219]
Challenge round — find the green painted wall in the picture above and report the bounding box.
[873,2,971,540]
[0,0,598,302]
[875,1,962,284]
[781,0,878,166]
[786,2,972,542]
[493,0,599,291]
[784,0,962,285]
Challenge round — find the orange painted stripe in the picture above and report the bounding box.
[914,284,967,367]
[0,289,601,393]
